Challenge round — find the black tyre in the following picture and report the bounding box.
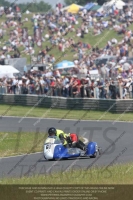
[98,148,102,155]
[48,159,55,161]
[90,152,97,158]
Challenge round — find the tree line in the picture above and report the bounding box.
[0,0,51,12]
[65,0,108,6]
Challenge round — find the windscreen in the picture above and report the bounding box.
[44,136,61,144]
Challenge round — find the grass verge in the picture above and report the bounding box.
[0,105,133,121]
[0,131,47,157]
[1,162,133,184]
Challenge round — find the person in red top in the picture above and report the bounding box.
[16,6,20,12]
[72,75,81,87]
[87,44,91,49]
[114,9,119,15]
[68,133,87,151]
[50,78,56,96]
[71,75,82,97]
[77,79,81,86]
[50,78,56,87]
[58,3,62,10]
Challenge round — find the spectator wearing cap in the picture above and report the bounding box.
[84,75,91,98]
[71,75,79,97]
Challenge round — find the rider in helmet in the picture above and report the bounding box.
[48,128,87,151]
[48,127,69,147]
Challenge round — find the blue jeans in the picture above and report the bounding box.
[62,88,69,97]
[12,85,16,94]
[44,88,48,94]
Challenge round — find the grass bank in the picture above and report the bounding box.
[0,105,133,122]
[1,162,133,184]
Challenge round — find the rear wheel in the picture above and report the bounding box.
[90,152,97,158]
[98,147,102,155]
[48,159,55,161]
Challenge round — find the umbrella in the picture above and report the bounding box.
[82,2,95,10]
[54,60,75,70]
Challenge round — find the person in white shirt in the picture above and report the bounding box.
[6,54,11,59]
[12,77,18,94]
[18,79,23,94]
[1,53,5,58]
[39,77,45,94]
[83,9,87,14]
[111,38,118,44]
[26,78,30,86]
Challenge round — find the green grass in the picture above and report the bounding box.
[0,131,47,157]
[1,162,133,184]
[0,105,133,122]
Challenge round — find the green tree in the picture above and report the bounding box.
[65,0,106,6]
[65,0,86,6]
[97,0,108,5]
[26,1,51,12]
[0,0,10,6]
[0,0,51,12]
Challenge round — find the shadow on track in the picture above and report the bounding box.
[38,157,94,162]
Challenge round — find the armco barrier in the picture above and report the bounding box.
[0,94,133,113]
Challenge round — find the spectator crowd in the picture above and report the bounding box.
[0,73,133,99]
[0,1,133,99]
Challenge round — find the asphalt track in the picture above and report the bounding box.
[0,117,133,179]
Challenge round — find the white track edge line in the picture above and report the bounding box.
[1,116,133,123]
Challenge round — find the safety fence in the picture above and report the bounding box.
[0,82,132,99]
[0,94,133,113]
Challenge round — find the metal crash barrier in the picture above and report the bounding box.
[0,94,133,113]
